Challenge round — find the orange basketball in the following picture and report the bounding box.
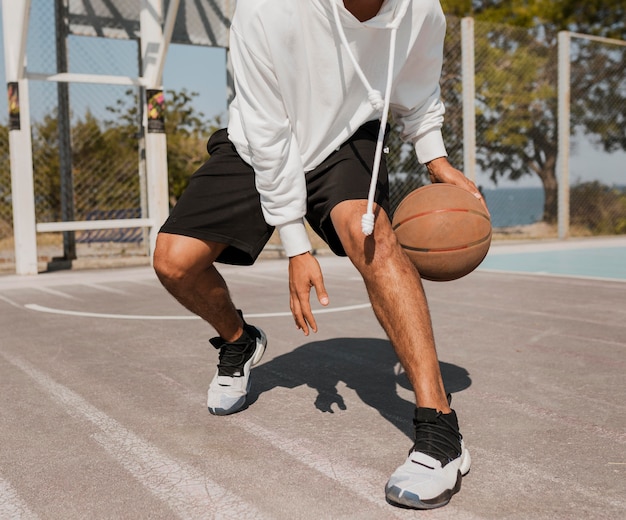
[391,183,492,281]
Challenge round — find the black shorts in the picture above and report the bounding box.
[159,120,389,265]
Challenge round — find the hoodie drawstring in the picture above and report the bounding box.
[331,1,400,235]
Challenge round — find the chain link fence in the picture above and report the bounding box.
[387,16,626,239]
[1,0,149,271]
[568,34,626,235]
[1,5,625,273]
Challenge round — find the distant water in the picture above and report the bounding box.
[481,187,545,228]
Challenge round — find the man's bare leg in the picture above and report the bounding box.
[154,232,267,415]
[332,201,469,509]
[153,233,243,342]
[330,200,450,413]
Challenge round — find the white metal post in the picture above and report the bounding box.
[140,0,173,259]
[461,17,477,183]
[557,31,571,240]
[3,0,38,275]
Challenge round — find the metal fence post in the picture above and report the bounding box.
[461,17,476,183]
[54,0,76,263]
[557,31,571,240]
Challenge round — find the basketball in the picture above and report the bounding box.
[391,183,492,282]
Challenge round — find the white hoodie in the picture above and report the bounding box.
[227,0,448,257]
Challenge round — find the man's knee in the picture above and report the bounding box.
[153,234,184,286]
[340,213,399,265]
[153,233,216,287]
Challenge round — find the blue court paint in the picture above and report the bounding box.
[479,246,626,280]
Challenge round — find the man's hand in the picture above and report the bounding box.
[288,252,329,335]
[426,157,490,216]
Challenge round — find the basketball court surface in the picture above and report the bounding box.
[1,237,625,519]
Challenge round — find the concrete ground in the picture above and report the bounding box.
[0,241,625,519]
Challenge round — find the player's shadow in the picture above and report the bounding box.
[247,338,471,439]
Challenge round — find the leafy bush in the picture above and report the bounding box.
[570,181,626,234]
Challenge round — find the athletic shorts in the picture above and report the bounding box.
[159,120,389,265]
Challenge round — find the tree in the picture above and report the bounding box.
[73,110,140,217]
[25,87,217,226]
[31,112,63,222]
[0,124,12,239]
[570,181,626,234]
[105,88,220,206]
[30,107,139,223]
[439,1,626,223]
[162,89,221,205]
[442,0,626,37]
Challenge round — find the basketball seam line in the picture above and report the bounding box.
[400,233,492,253]
[392,208,490,231]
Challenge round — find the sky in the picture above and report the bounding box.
[0,2,229,123]
[1,4,624,190]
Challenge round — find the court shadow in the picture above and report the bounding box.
[247,338,471,439]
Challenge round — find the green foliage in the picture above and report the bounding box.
[0,123,12,238]
[570,181,626,234]
[73,110,140,215]
[163,89,220,204]
[105,87,219,205]
[32,113,62,221]
[26,88,218,223]
[441,0,626,38]
[439,0,626,224]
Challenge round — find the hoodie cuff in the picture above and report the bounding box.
[414,129,448,164]
[277,220,312,258]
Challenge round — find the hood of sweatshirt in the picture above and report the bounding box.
[329,0,412,234]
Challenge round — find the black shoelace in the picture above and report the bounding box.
[411,408,462,467]
[210,327,256,378]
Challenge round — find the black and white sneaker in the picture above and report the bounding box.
[207,314,267,416]
[385,407,471,509]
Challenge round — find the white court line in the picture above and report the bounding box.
[23,302,372,320]
[468,445,626,512]
[2,354,266,520]
[0,294,23,309]
[229,415,484,520]
[0,476,40,520]
[34,286,79,300]
[476,390,626,446]
[82,283,129,295]
[231,415,402,517]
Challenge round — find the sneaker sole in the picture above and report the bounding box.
[386,470,463,510]
[386,445,471,510]
[207,328,267,416]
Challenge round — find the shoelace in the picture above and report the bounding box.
[411,410,462,466]
[210,335,254,378]
[330,0,407,236]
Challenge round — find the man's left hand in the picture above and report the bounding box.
[426,157,490,215]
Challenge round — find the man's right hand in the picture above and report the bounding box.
[288,252,329,335]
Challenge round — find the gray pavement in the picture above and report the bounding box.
[0,253,625,519]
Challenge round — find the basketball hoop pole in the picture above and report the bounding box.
[2,0,38,275]
[152,0,181,88]
[140,0,179,259]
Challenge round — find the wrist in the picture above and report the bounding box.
[289,251,312,259]
[425,156,449,175]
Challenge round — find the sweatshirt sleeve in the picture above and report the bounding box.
[229,23,312,257]
[393,86,448,165]
[391,3,449,164]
